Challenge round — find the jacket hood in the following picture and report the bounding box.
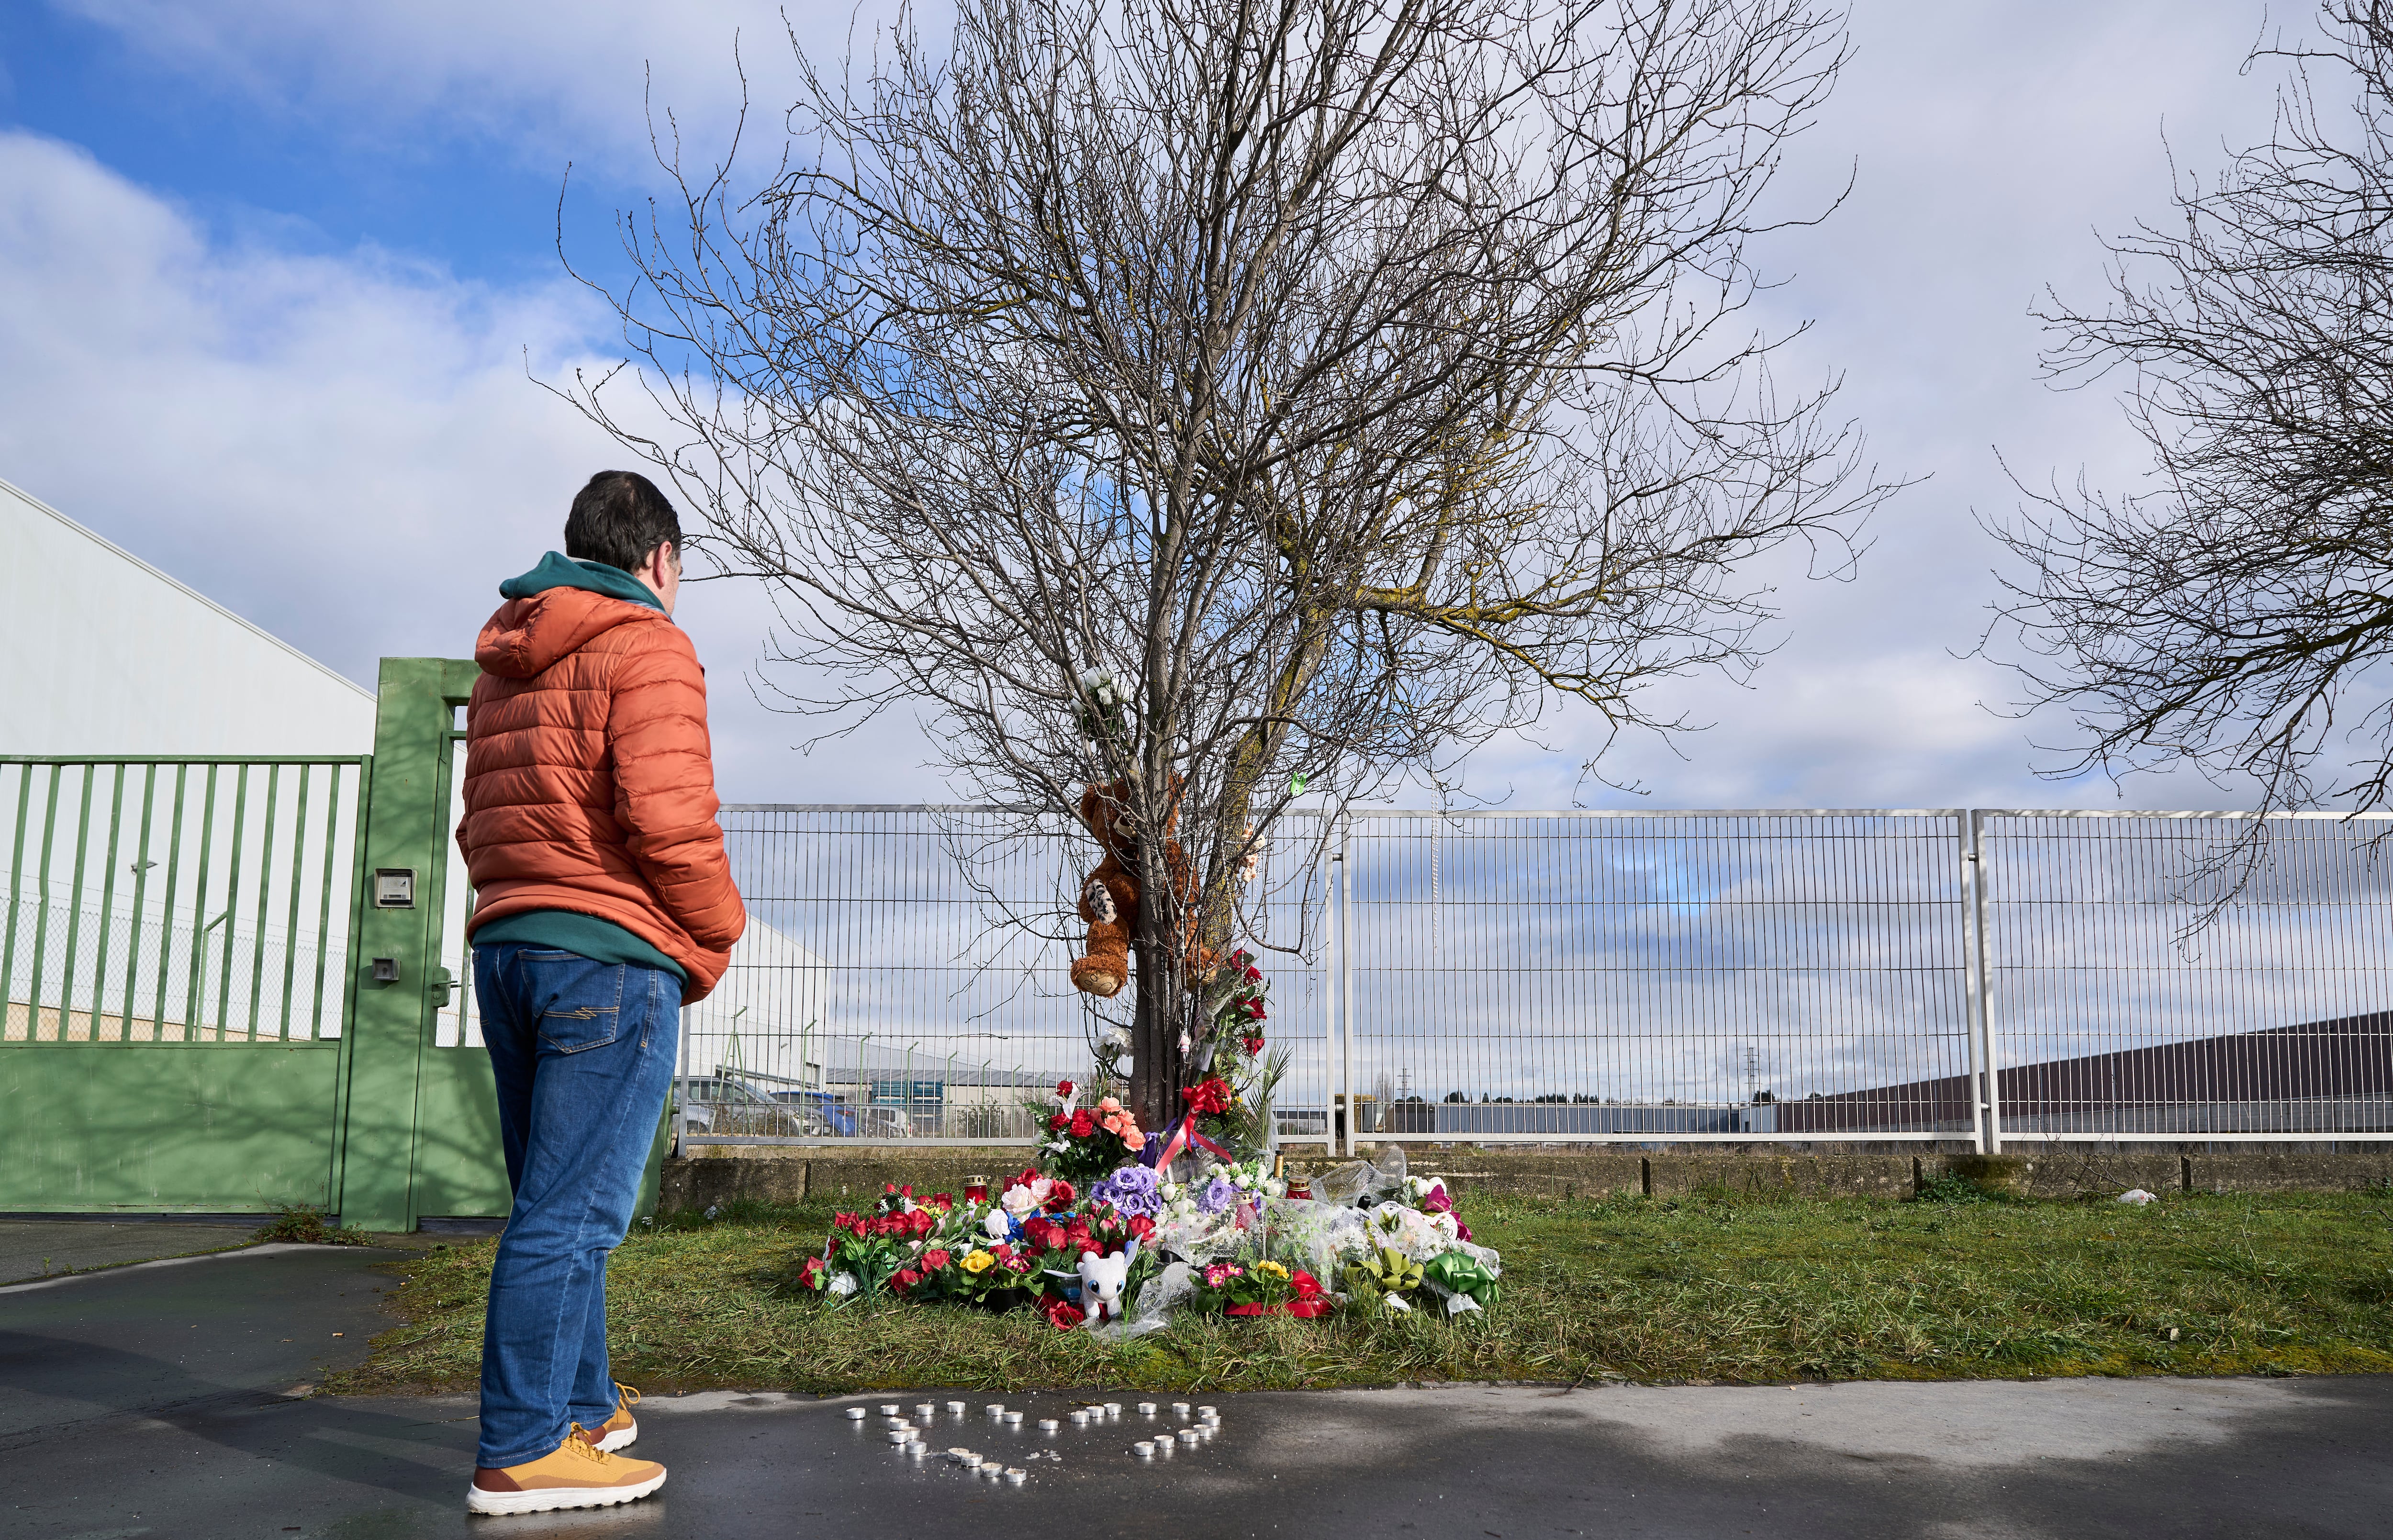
[499,551,666,612]
[477,555,668,679]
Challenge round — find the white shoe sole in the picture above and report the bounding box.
[593,1419,637,1453]
[465,1467,665,1516]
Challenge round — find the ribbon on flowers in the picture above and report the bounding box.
[1148,1112,1233,1172]
[1420,1251,1500,1313]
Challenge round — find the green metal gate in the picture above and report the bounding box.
[0,658,517,1230]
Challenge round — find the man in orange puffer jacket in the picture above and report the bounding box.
[453,470,745,1516]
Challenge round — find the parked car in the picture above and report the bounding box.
[673,1072,911,1139]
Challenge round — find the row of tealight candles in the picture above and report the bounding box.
[844,1400,1033,1484]
[843,1395,1224,1473]
[1131,1403,1221,1460]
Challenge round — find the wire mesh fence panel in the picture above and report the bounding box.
[422,798,2393,1149]
[682,806,1333,1145]
[0,758,366,1045]
[1982,813,2393,1137]
[1340,812,1978,1141]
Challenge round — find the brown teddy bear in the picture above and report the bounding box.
[1070,780,1206,997]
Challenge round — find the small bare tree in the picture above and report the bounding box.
[568,0,1889,1128]
[1995,3,2393,830]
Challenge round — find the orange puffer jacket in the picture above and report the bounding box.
[457,586,745,1002]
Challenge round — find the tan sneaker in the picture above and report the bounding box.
[580,1382,641,1453]
[466,1429,666,1515]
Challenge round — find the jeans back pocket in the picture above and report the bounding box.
[521,951,626,1054]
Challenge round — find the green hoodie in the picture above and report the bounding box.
[470,552,687,984]
[497,549,666,612]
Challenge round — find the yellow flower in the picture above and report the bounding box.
[1256,1260,1290,1280]
[961,1250,995,1274]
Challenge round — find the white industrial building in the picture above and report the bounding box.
[0,475,378,756]
[0,473,818,1064]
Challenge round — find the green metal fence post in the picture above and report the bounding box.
[334,657,482,1233]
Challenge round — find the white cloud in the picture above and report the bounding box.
[8,0,2348,815]
[1452,0,2302,813]
[0,128,937,800]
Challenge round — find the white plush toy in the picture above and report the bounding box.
[1075,1238,1140,1326]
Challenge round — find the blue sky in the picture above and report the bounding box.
[1,3,599,285]
[0,1,2340,809]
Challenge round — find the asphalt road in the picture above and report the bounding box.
[0,1218,261,1284]
[2,1246,2387,1539]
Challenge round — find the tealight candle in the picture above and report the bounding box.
[1178,1428,1200,1446]
[1005,1468,1027,1484]
[880,1404,900,1416]
[1153,1437,1174,1457]
[1197,1405,1219,1420]
[846,1407,868,1421]
[1005,1411,1024,1425]
[985,1403,1005,1417]
[887,1429,912,1444]
[1104,1401,1123,1416]
[946,1400,966,1415]
[1134,1442,1155,1459]
[1038,1419,1059,1432]
[916,1403,936,1417]
[1137,1402,1157,1416]
[1069,1410,1089,1425]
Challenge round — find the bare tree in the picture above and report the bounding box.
[566,0,1889,1129]
[1996,3,2393,828]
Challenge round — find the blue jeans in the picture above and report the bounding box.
[470,942,679,1468]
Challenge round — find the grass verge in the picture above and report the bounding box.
[330,1187,2393,1395]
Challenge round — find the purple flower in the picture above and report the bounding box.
[1091,1164,1163,1218]
[1198,1174,1237,1214]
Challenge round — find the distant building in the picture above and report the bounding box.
[1773,1011,2393,1136]
[0,475,375,755]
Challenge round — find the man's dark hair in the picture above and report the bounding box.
[564,470,682,573]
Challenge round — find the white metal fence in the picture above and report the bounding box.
[671,805,2393,1154]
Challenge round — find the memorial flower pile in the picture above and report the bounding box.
[791,973,1499,1332]
[793,1155,1499,1330]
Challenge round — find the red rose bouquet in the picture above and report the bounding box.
[1038,1079,1145,1184]
[1208,950,1269,1058]
[796,1207,924,1303]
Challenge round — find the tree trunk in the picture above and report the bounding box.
[1126,926,1184,1134]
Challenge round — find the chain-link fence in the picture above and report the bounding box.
[530,804,2393,1154]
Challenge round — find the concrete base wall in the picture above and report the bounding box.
[660,1140,2393,1211]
